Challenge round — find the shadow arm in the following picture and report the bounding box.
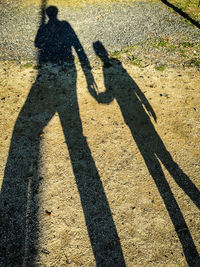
[135,85,157,122]
[71,29,99,98]
[34,26,44,49]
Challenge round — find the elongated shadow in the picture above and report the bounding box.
[0,6,126,266]
[161,0,200,29]
[93,41,200,267]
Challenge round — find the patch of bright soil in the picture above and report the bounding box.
[0,60,200,266]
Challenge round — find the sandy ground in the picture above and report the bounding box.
[0,58,200,266]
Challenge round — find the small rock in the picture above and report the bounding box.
[41,248,50,254]
[45,210,51,216]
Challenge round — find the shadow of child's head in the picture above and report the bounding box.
[93,41,109,62]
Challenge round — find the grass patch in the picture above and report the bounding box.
[170,0,199,9]
[110,50,121,59]
[180,42,195,47]
[179,48,188,57]
[155,40,169,47]
[150,38,176,50]
[33,65,41,70]
[167,46,176,52]
[188,58,200,67]
[155,64,167,71]
[127,55,142,67]
[122,45,138,53]
[23,63,32,68]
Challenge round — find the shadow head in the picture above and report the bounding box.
[93,41,109,62]
[46,6,58,20]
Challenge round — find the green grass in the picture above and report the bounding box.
[33,65,41,70]
[180,42,195,47]
[122,45,138,53]
[179,48,188,57]
[155,64,167,71]
[23,63,32,68]
[188,58,200,67]
[127,55,142,67]
[150,38,176,50]
[110,50,121,59]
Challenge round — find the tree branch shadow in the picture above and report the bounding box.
[161,0,200,29]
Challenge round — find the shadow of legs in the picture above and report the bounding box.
[0,120,40,264]
[143,153,199,266]
[0,92,53,265]
[59,108,126,266]
[157,149,200,210]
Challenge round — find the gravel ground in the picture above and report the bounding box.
[0,1,200,62]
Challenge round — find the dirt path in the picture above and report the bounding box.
[0,58,200,266]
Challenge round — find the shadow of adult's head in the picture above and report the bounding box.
[35,5,89,65]
[35,5,98,95]
[93,40,200,266]
[46,5,58,20]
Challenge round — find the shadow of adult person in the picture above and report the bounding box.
[0,7,126,266]
[93,41,200,267]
